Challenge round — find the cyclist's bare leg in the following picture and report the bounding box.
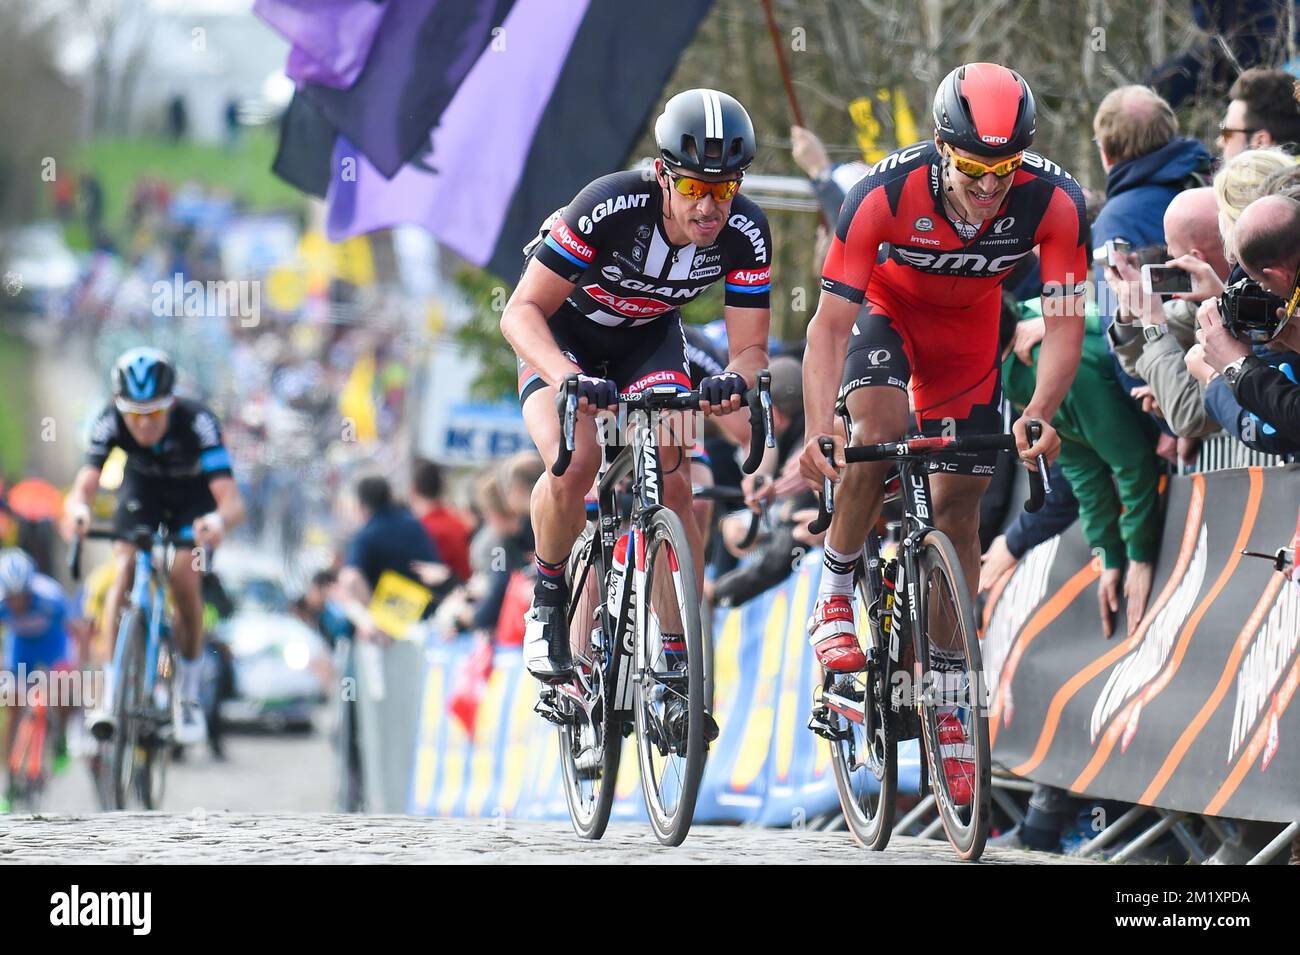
[521,383,602,566]
[927,472,991,654]
[167,553,205,661]
[689,457,713,547]
[825,387,911,568]
[98,542,137,705]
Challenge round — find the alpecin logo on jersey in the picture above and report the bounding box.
[583,285,675,318]
[726,267,771,288]
[549,220,595,263]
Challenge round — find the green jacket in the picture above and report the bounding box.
[1002,299,1162,568]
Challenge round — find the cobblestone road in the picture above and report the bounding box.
[0,812,1096,864]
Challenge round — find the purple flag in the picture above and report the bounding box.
[255,0,389,90]
[303,0,517,178]
[326,0,589,263]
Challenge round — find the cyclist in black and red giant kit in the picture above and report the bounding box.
[501,89,772,686]
[798,64,1088,801]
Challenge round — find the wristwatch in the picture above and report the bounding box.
[1141,323,1168,343]
[1222,356,1251,391]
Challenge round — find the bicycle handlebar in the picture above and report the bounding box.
[552,370,776,477]
[68,526,205,582]
[806,419,1050,536]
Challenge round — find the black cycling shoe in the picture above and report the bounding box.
[524,602,574,683]
[662,696,720,753]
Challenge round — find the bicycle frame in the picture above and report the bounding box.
[108,531,174,702]
[580,404,675,716]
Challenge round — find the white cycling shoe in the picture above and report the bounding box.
[172,697,208,747]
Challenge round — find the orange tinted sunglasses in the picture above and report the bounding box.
[946,145,1024,179]
[667,171,741,202]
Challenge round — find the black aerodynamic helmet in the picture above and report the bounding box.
[932,63,1036,156]
[655,88,756,176]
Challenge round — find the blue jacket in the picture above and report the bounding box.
[1091,137,1212,254]
[1204,346,1300,456]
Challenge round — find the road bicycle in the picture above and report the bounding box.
[806,422,1046,860]
[536,372,772,845]
[71,525,191,810]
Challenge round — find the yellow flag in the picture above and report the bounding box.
[338,352,378,443]
[369,570,433,640]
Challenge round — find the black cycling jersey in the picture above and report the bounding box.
[86,397,234,482]
[529,170,772,328]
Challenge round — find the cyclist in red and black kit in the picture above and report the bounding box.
[501,89,772,689]
[798,64,1088,797]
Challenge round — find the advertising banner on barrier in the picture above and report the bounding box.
[406,466,1297,825]
[408,554,920,823]
[985,465,1300,824]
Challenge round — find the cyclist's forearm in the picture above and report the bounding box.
[1024,314,1084,422]
[69,467,100,509]
[501,303,581,386]
[725,343,768,387]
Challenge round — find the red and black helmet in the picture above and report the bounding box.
[932,63,1036,156]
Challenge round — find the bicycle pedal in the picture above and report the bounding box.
[533,691,570,727]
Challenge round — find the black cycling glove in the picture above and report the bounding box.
[699,371,746,407]
[575,374,618,409]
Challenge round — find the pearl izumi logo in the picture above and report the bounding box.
[50,886,151,935]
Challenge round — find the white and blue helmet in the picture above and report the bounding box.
[0,549,36,598]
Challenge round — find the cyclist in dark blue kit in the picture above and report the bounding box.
[65,348,245,747]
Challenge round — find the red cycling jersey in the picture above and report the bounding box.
[821,140,1088,314]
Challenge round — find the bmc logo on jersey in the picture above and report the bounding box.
[577,193,650,233]
[728,267,771,287]
[551,220,595,263]
[894,247,1033,274]
[727,214,768,264]
[584,285,674,317]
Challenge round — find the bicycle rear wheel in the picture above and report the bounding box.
[556,527,622,840]
[826,573,897,851]
[111,609,148,810]
[915,531,990,861]
[633,508,706,846]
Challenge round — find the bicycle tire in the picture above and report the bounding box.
[827,572,897,851]
[633,508,706,846]
[111,609,148,810]
[914,530,991,861]
[556,526,623,840]
[138,635,173,810]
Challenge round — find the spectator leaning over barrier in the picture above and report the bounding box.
[1002,297,1163,638]
[1198,195,1300,450]
[1218,67,1300,161]
[410,457,472,584]
[1105,188,1231,439]
[336,475,439,644]
[1091,87,1212,358]
[1213,146,1296,254]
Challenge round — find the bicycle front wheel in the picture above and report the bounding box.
[111,609,148,811]
[556,526,622,840]
[827,573,897,851]
[633,508,706,846]
[915,531,990,861]
[138,637,173,810]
